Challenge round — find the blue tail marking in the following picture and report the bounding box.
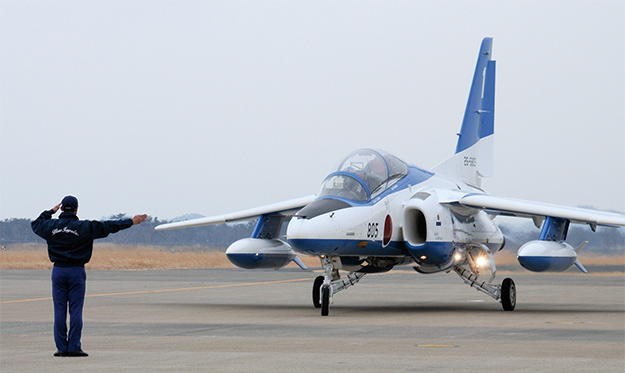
[456,37,496,154]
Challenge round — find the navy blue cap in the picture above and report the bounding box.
[61,195,78,211]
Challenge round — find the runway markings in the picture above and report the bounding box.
[0,277,312,304]
[0,296,54,304]
[417,345,457,348]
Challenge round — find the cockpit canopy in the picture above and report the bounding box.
[317,149,409,202]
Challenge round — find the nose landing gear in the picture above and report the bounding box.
[312,256,366,316]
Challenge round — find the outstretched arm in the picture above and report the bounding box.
[91,214,147,239]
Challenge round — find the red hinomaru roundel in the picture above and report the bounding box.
[383,214,392,247]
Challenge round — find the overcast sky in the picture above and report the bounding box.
[1,0,623,221]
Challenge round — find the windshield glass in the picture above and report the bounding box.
[318,174,369,201]
[318,149,408,201]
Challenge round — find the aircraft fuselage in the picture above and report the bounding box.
[286,161,505,272]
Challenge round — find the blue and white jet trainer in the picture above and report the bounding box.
[156,38,625,316]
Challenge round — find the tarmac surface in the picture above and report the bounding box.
[1,268,624,372]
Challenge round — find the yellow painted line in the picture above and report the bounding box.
[418,345,457,348]
[0,296,54,304]
[0,278,311,304]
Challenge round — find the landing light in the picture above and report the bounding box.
[420,255,427,260]
[476,256,487,267]
[454,253,462,261]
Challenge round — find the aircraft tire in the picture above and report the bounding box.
[501,278,516,311]
[312,276,323,308]
[321,285,330,316]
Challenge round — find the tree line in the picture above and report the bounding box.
[0,216,255,250]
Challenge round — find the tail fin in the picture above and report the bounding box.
[432,37,496,188]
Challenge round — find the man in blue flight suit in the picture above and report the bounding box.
[31,196,147,357]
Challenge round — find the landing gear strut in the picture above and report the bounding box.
[312,256,366,316]
[454,266,516,311]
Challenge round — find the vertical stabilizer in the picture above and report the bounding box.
[432,37,496,188]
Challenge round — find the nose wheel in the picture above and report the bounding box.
[312,275,331,316]
[312,256,366,316]
[321,285,330,316]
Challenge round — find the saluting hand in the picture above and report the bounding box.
[132,214,148,225]
[52,203,62,214]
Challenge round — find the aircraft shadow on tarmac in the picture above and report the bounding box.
[150,301,624,315]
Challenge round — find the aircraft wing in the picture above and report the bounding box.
[154,195,316,231]
[455,193,625,228]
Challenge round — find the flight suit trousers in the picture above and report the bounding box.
[51,266,86,352]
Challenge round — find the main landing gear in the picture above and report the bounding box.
[313,256,366,316]
[453,266,516,311]
[311,254,517,314]
[500,278,516,311]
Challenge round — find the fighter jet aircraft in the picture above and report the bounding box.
[156,38,625,316]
